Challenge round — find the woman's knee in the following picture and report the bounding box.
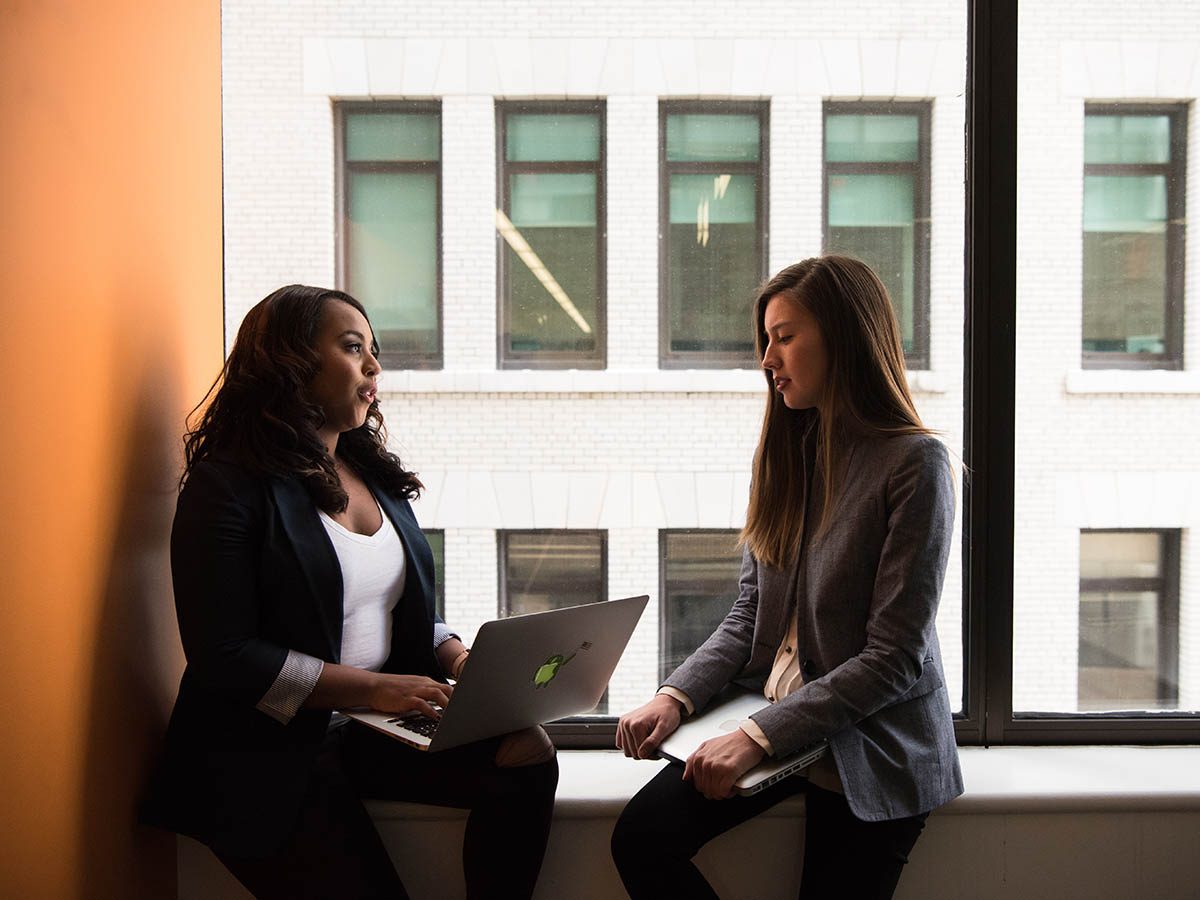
[493,725,556,768]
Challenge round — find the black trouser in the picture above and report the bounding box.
[214,724,559,900]
[611,764,927,900]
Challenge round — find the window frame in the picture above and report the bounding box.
[1077,528,1181,711]
[822,99,932,370]
[334,100,443,370]
[495,100,607,370]
[1080,101,1187,371]
[658,99,770,370]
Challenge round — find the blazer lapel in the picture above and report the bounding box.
[269,478,343,661]
[374,484,438,675]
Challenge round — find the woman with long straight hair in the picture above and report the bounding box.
[612,256,962,899]
[143,285,558,899]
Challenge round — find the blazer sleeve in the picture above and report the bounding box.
[750,437,955,757]
[660,544,761,711]
[171,460,290,709]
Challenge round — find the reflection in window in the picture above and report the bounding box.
[1082,105,1185,368]
[1078,530,1179,712]
[497,102,605,368]
[339,103,441,368]
[500,530,607,712]
[660,531,742,682]
[824,102,930,367]
[660,102,767,367]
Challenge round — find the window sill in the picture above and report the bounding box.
[378,369,949,395]
[1066,369,1200,395]
[365,745,1200,822]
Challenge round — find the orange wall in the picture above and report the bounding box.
[0,2,222,897]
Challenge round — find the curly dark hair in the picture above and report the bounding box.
[182,284,422,511]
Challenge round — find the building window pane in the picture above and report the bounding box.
[1082,106,1185,367]
[823,102,930,367]
[660,531,742,683]
[500,530,607,713]
[498,103,605,368]
[425,530,445,620]
[660,102,767,368]
[339,104,441,368]
[1078,531,1179,712]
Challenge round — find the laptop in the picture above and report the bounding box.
[343,594,648,752]
[657,686,829,795]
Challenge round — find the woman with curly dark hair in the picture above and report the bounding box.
[144,285,558,899]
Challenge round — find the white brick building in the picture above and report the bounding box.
[221,0,1198,716]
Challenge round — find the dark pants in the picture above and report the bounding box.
[611,765,927,900]
[214,724,559,900]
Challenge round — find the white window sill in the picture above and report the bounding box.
[378,369,949,395]
[1066,369,1200,395]
[366,745,1200,822]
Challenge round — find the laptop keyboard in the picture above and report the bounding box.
[386,712,441,738]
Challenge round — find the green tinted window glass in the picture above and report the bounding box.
[346,112,439,162]
[828,172,914,226]
[666,173,758,355]
[826,114,919,163]
[1085,115,1170,165]
[666,114,760,162]
[1083,175,1167,232]
[507,114,600,162]
[425,530,445,618]
[504,173,598,354]
[346,171,438,353]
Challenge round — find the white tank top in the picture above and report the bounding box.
[318,499,407,672]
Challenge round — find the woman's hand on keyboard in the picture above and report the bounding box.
[368,674,453,719]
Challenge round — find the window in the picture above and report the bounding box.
[499,530,607,712]
[337,103,441,368]
[425,529,445,620]
[660,101,768,368]
[1078,530,1180,712]
[659,531,742,683]
[824,102,931,368]
[1082,104,1186,368]
[496,102,605,368]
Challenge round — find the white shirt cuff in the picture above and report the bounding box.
[738,718,775,756]
[256,650,324,724]
[433,622,460,648]
[657,685,695,716]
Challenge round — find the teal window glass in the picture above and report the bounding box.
[499,104,604,366]
[660,532,742,683]
[667,173,759,355]
[346,112,440,162]
[661,104,765,365]
[823,104,929,363]
[425,530,445,619]
[506,114,600,162]
[666,114,761,162]
[342,107,441,367]
[1082,108,1182,361]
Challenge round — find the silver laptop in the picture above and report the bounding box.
[344,594,648,752]
[657,687,828,795]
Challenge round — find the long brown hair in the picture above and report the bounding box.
[741,256,931,568]
[181,284,421,511]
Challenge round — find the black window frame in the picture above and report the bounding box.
[658,99,770,370]
[1081,102,1187,371]
[335,100,443,370]
[822,99,932,370]
[1076,529,1181,712]
[495,100,607,370]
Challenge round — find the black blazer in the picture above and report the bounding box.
[143,459,444,857]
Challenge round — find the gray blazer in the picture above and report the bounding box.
[665,432,963,822]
